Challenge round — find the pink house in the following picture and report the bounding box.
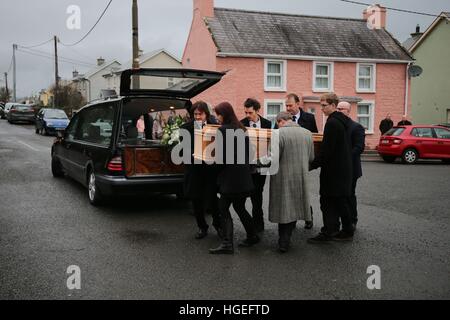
[182,0,414,148]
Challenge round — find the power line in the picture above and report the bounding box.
[16,48,94,68]
[338,0,441,18]
[59,0,113,47]
[17,37,54,49]
[17,47,96,67]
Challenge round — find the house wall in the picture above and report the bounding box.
[88,62,121,101]
[190,57,408,149]
[411,18,450,125]
[182,3,217,71]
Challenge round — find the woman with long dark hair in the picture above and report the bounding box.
[209,102,259,254]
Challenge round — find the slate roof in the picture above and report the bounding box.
[206,8,413,61]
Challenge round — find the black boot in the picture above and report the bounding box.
[209,218,234,254]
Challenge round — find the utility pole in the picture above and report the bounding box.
[54,35,59,108]
[132,0,140,89]
[4,72,9,101]
[13,44,17,102]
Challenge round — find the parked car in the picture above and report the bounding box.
[0,105,4,119]
[6,104,36,124]
[3,102,15,118]
[35,108,70,135]
[378,125,450,164]
[51,68,224,205]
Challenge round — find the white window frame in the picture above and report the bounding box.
[264,99,286,125]
[356,63,376,93]
[264,59,287,92]
[357,100,375,134]
[313,61,334,92]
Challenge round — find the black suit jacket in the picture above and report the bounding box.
[274,109,318,133]
[311,112,353,197]
[240,116,272,129]
[348,120,365,180]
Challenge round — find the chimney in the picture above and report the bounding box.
[363,4,387,29]
[97,57,105,66]
[193,0,214,18]
[410,24,423,37]
[72,70,79,79]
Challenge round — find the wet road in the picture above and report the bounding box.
[0,119,449,299]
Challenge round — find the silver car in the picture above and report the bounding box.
[7,104,36,124]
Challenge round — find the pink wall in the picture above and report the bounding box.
[190,58,409,149]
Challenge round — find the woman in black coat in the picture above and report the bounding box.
[181,101,221,239]
[209,102,258,254]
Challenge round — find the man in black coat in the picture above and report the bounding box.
[240,98,272,233]
[379,113,394,135]
[398,115,412,126]
[309,93,354,243]
[337,102,366,231]
[181,102,221,240]
[285,93,319,133]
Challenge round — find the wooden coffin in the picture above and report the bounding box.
[194,125,323,162]
[193,125,272,162]
[124,147,184,177]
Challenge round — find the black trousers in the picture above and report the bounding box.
[278,222,296,246]
[320,196,353,236]
[250,173,267,225]
[349,177,359,225]
[192,189,221,231]
[218,196,256,246]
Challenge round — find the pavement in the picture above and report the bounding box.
[0,120,449,300]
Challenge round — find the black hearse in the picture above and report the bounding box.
[51,69,224,205]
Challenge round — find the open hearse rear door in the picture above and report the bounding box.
[120,68,225,99]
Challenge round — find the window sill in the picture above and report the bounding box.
[356,90,376,94]
[264,88,287,92]
[313,88,332,93]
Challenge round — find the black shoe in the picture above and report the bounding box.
[278,245,289,253]
[195,229,208,240]
[304,221,313,230]
[209,244,234,254]
[238,236,260,247]
[332,231,354,242]
[307,233,333,244]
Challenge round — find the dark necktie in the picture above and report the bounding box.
[252,124,257,128]
[292,116,297,122]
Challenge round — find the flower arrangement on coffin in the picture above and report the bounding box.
[161,115,185,149]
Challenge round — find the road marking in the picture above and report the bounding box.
[16,140,41,152]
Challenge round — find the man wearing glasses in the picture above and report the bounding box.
[309,93,354,243]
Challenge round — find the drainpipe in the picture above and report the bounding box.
[404,62,412,116]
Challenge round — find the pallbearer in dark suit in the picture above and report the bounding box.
[181,101,221,240]
[337,101,365,231]
[285,93,318,229]
[240,98,272,233]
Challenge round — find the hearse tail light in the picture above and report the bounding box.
[107,156,124,172]
[393,139,403,145]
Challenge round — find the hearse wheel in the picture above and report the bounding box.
[88,170,104,206]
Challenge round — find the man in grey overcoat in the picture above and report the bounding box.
[269,112,315,253]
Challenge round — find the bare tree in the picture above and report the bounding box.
[0,87,10,103]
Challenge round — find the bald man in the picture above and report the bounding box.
[337,102,365,231]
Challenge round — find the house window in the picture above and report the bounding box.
[308,107,316,115]
[357,63,376,92]
[357,101,375,134]
[313,62,333,92]
[265,60,286,91]
[168,77,175,87]
[264,100,285,127]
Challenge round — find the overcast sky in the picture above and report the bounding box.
[0,0,448,98]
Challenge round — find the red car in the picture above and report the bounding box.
[378,125,450,164]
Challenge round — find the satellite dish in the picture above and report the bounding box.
[408,65,423,77]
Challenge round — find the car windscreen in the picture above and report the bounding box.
[45,109,68,119]
[14,105,33,111]
[384,128,405,136]
[120,98,190,143]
